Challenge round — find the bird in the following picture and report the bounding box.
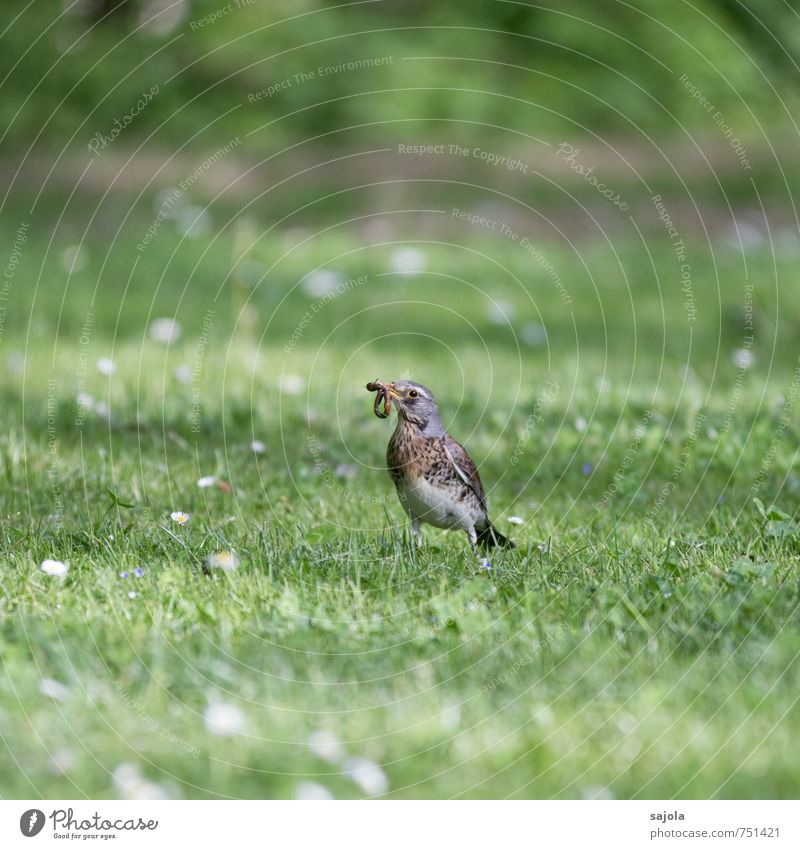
[369,379,515,553]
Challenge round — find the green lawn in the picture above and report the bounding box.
[0,195,798,798]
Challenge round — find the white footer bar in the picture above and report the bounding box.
[3,800,797,848]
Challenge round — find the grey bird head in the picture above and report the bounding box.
[389,380,445,435]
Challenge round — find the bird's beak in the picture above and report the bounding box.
[388,383,402,400]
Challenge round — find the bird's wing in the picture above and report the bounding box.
[443,437,487,512]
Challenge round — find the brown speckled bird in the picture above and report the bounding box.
[375,380,514,553]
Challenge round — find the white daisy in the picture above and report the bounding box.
[295,781,334,800]
[250,439,266,454]
[170,511,190,525]
[40,559,68,579]
[96,357,116,376]
[732,348,755,370]
[197,476,216,488]
[94,401,111,421]
[389,246,426,277]
[507,516,524,525]
[342,757,390,796]
[149,318,182,344]
[203,702,246,737]
[175,206,212,239]
[112,762,170,800]
[308,729,344,763]
[487,300,516,324]
[39,678,69,701]
[76,392,95,411]
[279,374,305,395]
[303,268,343,297]
[521,321,546,346]
[205,550,239,572]
[173,364,192,384]
[48,747,77,775]
[60,245,88,274]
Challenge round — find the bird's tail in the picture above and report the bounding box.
[476,523,516,550]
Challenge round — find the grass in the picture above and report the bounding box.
[0,192,798,799]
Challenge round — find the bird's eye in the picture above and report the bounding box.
[408,389,418,398]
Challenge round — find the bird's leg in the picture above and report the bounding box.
[468,527,492,570]
[411,519,422,547]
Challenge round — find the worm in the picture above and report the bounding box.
[366,380,392,418]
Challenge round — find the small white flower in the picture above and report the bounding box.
[203,702,246,737]
[49,747,77,775]
[205,550,239,572]
[439,702,461,730]
[575,417,587,433]
[730,220,763,248]
[507,516,524,525]
[480,558,492,571]
[250,439,266,454]
[76,391,95,411]
[279,374,305,395]
[308,730,344,763]
[580,785,615,800]
[40,559,68,579]
[94,401,111,421]
[39,678,69,701]
[174,364,192,384]
[175,206,212,239]
[60,244,88,274]
[237,259,265,288]
[149,318,182,344]
[197,476,216,488]
[295,781,334,800]
[732,348,755,370]
[96,357,116,376]
[343,757,390,796]
[303,268,343,297]
[389,246,427,277]
[521,321,546,347]
[112,762,170,800]
[128,591,138,599]
[170,511,190,525]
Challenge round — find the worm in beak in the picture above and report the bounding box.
[366,380,392,418]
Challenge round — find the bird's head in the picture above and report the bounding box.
[387,380,443,433]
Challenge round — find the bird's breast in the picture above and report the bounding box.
[386,421,483,530]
